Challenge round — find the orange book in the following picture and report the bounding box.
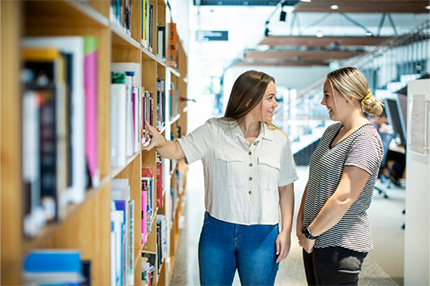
[167,22,177,69]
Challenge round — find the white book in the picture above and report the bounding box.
[133,86,141,153]
[111,63,142,156]
[111,178,130,200]
[22,90,42,237]
[22,36,86,205]
[110,83,127,167]
[126,73,134,156]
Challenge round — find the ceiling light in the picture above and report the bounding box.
[300,0,311,2]
[330,5,339,10]
[316,31,323,38]
[426,5,430,9]
[280,10,287,22]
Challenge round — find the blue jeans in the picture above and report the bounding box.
[303,247,368,285]
[198,212,279,286]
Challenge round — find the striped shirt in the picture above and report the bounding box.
[303,122,383,252]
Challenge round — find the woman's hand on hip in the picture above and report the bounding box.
[298,233,315,254]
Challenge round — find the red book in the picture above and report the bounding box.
[156,161,163,208]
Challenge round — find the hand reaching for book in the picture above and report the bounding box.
[142,121,165,151]
[142,121,185,160]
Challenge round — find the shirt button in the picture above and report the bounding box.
[249,177,252,181]
[253,142,257,145]
[249,191,252,195]
[248,151,252,155]
[249,163,252,167]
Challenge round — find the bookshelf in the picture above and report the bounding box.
[0,0,188,285]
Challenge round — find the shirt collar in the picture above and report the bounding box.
[229,121,274,141]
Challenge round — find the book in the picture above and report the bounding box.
[22,47,69,223]
[141,252,156,286]
[126,72,134,156]
[127,200,135,285]
[111,209,124,286]
[141,180,148,244]
[84,36,100,189]
[21,89,44,236]
[22,36,87,205]
[23,249,85,284]
[111,178,130,200]
[157,26,166,61]
[167,22,177,69]
[111,72,127,167]
[156,156,163,208]
[111,62,142,154]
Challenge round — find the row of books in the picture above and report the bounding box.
[111,63,174,167]
[110,0,133,36]
[110,63,143,167]
[111,178,135,286]
[21,36,100,237]
[23,250,90,285]
[141,163,163,244]
[141,214,167,286]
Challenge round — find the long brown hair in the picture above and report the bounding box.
[224,70,275,121]
[223,70,284,134]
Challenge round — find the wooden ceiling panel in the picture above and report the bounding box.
[293,0,429,14]
[245,50,362,60]
[258,36,391,48]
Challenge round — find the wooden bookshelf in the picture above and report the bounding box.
[0,0,188,285]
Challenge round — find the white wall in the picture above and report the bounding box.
[404,79,430,286]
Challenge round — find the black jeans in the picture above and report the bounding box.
[303,247,368,286]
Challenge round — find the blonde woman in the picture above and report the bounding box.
[296,67,384,285]
[144,70,298,285]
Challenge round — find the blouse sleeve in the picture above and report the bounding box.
[279,136,299,187]
[345,132,383,176]
[176,119,212,164]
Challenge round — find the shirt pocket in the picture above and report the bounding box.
[214,151,244,186]
[257,157,280,191]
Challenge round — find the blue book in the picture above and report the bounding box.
[23,250,85,285]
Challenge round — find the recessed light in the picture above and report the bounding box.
[331,5,339,10]
[426,5,430,9]
[316,31,323,38]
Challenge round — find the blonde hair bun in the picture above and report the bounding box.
[361,92,384,115]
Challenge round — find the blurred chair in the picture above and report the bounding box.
[375,132,396,198]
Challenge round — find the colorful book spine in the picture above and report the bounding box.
[84,36,99,188]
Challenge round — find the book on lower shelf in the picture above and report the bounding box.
[23,249,88,285]
[141,167,154,243]
[141,251,156,286]
[111,178,135,286]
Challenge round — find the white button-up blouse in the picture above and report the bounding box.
[177,118,298,225]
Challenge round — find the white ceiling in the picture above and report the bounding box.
[183,4,429,78]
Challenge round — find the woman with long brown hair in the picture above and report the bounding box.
[144,70,298,285]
